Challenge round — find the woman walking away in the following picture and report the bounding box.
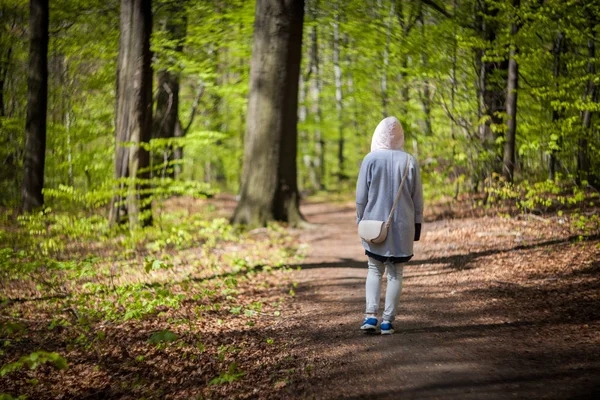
[356,116,424,335]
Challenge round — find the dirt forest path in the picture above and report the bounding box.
[281,200,600,400]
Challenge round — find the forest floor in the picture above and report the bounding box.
[1,195,599,399]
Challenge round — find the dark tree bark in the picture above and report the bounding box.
[549,30,565,181]
[1,13,17,200]
[0,43,10,117]
[395,0,418,110]
[477,0,508,178]
[0,4,15,118]
[503,0,520,182]
[173,83,204,177]
[21,0,48,212]
[109,0,153,227]
[578,25,597,187]
[232,0,305,226]
[153,4,186,179]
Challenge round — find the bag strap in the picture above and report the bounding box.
[385,156,411,228]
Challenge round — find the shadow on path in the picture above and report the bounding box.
[298,233,600,271]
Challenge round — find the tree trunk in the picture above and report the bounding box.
[578,35,596,186]
[503,0,520,182]
[232,0,305,226]
[478,0,508,177]
[309,8,324,190]
[65,96,73,187]
[153,72,179,178]
[1,13,19,202]
[298,57,312,190]
[381,0,394,118]
[344,35,359,140]
[21,0,48,212]
[451,0,459,198]
[0,43,11,117]
[175,84,204,177]
[109,0,153,228]
[333,4,346,181]
[153,6,186,180]
[57,54,74,187]
[473,1,484,192]
[395,0,413,111]
[419,12,432,136]
[549,31,565,181]
[173,119,183,176]
[343,33,362,167]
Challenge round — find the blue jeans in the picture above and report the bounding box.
[365,257,404,322]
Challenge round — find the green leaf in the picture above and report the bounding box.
[148,330,178,345]
[209,363,245,385]
[0,351,68,376]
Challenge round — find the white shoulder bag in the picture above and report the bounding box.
[358,156,411,244]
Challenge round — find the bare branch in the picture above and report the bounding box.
[183,82,205,135]
[421,0,451,19]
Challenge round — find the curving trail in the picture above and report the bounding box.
[283,200,600,400]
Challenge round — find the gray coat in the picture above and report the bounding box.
[356,149,424,257]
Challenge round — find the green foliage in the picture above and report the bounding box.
[209,363,245,385]
[0,321,26,337]
[486,176,600,234]
[486,176,593,211]
[0,394,27,400]
[0,193,301,326]
[4,0,600,210]
[0,198,300,395]
[144,256,172,273]
[0,351,68,376]
[114,285,185,321]
[148,330,178,345]
[0,117,24,206]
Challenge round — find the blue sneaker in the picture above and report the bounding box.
[361,317,378,333]
[380,321,394,335]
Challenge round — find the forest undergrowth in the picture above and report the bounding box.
[0,196,308,399]
[0,186,599,399]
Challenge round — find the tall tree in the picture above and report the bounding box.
[578,12,597,187]
[0,28,11,117]
[333,2,346,180]
[232,0,305,226]
[394,0,421,111]
[109,0,153,227]
[21,0,48,212]
[381,0,394,117]
[503,0,520,182]
[477,0,508,180]
[153,2,187,179]
[549,30,565,181]
[308,1,324,190]
[419,10,432,136]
